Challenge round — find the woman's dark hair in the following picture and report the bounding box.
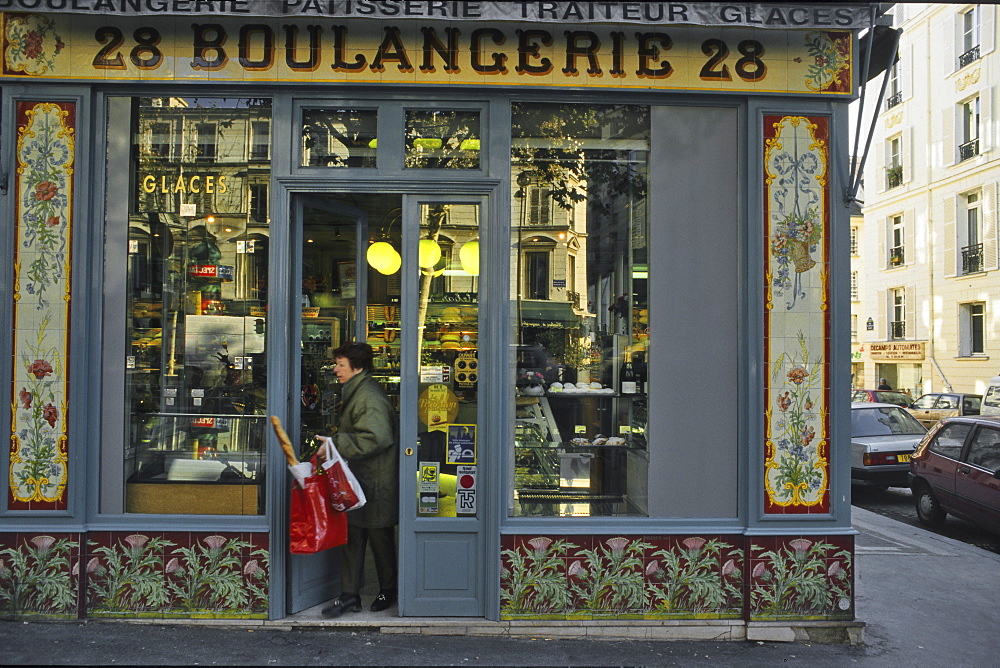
[331,341,373,371]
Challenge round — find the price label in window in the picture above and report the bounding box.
[619,425,631,434]
[575,425,587,434]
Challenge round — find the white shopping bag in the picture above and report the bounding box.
[317,436,367,512]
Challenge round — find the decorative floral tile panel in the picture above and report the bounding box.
[84,532,269,619]
[501,534,853,621]
[500,534,743,620]
[748,535,853,620]
[0,533,81,619]
[9,100,75,511]
[763,115,831,514]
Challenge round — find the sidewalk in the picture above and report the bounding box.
[3,508,999,665]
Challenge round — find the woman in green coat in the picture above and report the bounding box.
[321,342,399,618]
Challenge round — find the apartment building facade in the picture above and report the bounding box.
[857,2,999,397]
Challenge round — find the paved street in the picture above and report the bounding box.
[3,507,999,666]
[852,485,1000,555]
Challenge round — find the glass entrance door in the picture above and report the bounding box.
[288,192,486,618]
[399,198,485,616]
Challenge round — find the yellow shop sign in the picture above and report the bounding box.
[140,173,229,194]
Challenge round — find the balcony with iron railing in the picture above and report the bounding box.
[886,92,902,110]
[886,164,903,189]
[959,45,980,69]
[960,138,980,161]
[889,246,904,267]
[962,243,984,274]
[890,320,906,340]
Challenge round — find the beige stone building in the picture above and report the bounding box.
[856,2,999,397]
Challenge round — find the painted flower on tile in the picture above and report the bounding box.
[500,537,575,615]
[10,101,74,507]
[648,538,742,617]
[786,366,809,384]
[123,534,149,550]
[605,536,630,556]
[203,535,227,551]
[30,536,55,552]
[0,535,76,616]
[766,332,827,507]
[88,534,269,616]
[42,403,59,428]
[750,540,851,618]
[33,181,58,201]
[28,360,54,379]
[526,537,552,555]
[4,14,66,76]
[570,537,653,613]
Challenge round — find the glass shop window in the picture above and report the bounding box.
[510,102,650,518]
[404,109,481,169]
[119,97,272,515]
[301,108,377,168]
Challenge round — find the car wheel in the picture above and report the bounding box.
[914,483,946,527]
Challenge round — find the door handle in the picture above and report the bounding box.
[959,466,970,475]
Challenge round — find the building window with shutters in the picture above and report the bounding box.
[960,97,981,161]
[889,215,905,267]
[959,6,981,68]
[960,302,986,356]
[886,136,903,188]
[851,271,859,301]
[850,226,859,255]
[885,60,902,109]
[962,191,983,274]
[890,288,906,339]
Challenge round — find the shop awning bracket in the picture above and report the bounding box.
[845,5,902,208]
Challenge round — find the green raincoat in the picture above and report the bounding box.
[334,369,399,528]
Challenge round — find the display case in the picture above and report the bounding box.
[513,389,648,517]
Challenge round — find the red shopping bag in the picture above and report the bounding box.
[318,437,367,513]
[288,458,348,554]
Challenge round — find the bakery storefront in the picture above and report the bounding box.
[2,1,868,636]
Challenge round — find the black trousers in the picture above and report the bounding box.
[341,525,397,595]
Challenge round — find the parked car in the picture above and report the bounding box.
[851,388,913,407]
[851,402,927,489]
[909,416,1000,534]
[906,393,982,429]
[980,374,1000,416]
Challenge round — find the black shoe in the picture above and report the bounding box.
[370,589,397,612]
[321,593,361,618]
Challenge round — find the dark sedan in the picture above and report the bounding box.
[909,416,1000,534]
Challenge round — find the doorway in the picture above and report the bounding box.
[287,191,488,618]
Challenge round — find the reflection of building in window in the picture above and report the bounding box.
[149,121,174,159]
[249,183,269,223]
[525,249,550,300]
[250,120,270,161]
[195,122,217,161]
[528,186,552,225]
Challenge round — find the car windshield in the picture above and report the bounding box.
[875,391,912,407]
[852,406,926,437]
